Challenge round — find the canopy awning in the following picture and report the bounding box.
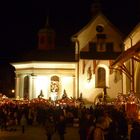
[110,41,140,92]
[111,41,140,67]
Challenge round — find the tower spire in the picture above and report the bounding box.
[91,0,102,17]
[38,15,55,51]
[45,8,50,27]
[45,16,49,27]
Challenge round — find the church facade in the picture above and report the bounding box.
[71,13,124,102]
[11,12,140,103]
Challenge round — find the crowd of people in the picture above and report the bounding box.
[0,100,140,140]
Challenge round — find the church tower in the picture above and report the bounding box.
[38,17,55,50]
[91,0,102,17]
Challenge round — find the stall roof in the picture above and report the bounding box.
[111,41,140,67]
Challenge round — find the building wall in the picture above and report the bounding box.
[78,59,123,102]
[12,62,77,100]
[124,24,140,95]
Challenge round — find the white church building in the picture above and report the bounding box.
[11,8,140,103]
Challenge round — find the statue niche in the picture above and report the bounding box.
[50,75,59,100]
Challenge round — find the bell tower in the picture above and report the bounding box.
[91,0,102,17]
[38,17,55,50]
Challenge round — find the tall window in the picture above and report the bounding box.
[97,42,106,52]
[96,67,106,88]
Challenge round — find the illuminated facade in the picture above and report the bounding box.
[11,22,77,100]
[71,13,124,102]
[11,13,140,102]
[12,61,77,100]
[11,12,128,102]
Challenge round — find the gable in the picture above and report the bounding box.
[124,23,140,50]
[72,13,124,54]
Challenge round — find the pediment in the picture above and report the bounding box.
[72,13,124,53]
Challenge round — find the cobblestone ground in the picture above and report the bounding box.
[0,125,80,140]
[0,124,132,140]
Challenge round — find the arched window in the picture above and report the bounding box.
[96,67,106,88]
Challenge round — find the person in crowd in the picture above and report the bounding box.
[117,112,128,140]
[86,115,96,140]
[93,116,107,140]
[28,107,34,125]
[103,112,112,140]
[79,113,94,140]
[56,114,66,140]
[45,114,56,140]
[20,113,27,133]
[0,108,7,131]
[79,113,88,140]
[130,121,140,140]
[105,115,119,140]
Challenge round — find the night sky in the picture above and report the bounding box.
[0,0,140,94]
[0,0,139,53]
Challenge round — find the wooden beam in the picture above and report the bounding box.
[111,41,140,67]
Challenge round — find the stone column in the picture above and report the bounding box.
[73,75,76,98]
[15,74,20,99]
[31,76,36,99]
[19,74,24,99]
[28,75,32,100]
[15,74,24,99]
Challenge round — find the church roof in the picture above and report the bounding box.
[80,51,121,60]
[10,49,76,63]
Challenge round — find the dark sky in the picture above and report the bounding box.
[0,0,140,54]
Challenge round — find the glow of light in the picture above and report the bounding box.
[11,61,76,69]
[62,76,72,83]
[34,76,49,98]
[85,81,92,89]
[51,92,57,101]
[11,89,15,93]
